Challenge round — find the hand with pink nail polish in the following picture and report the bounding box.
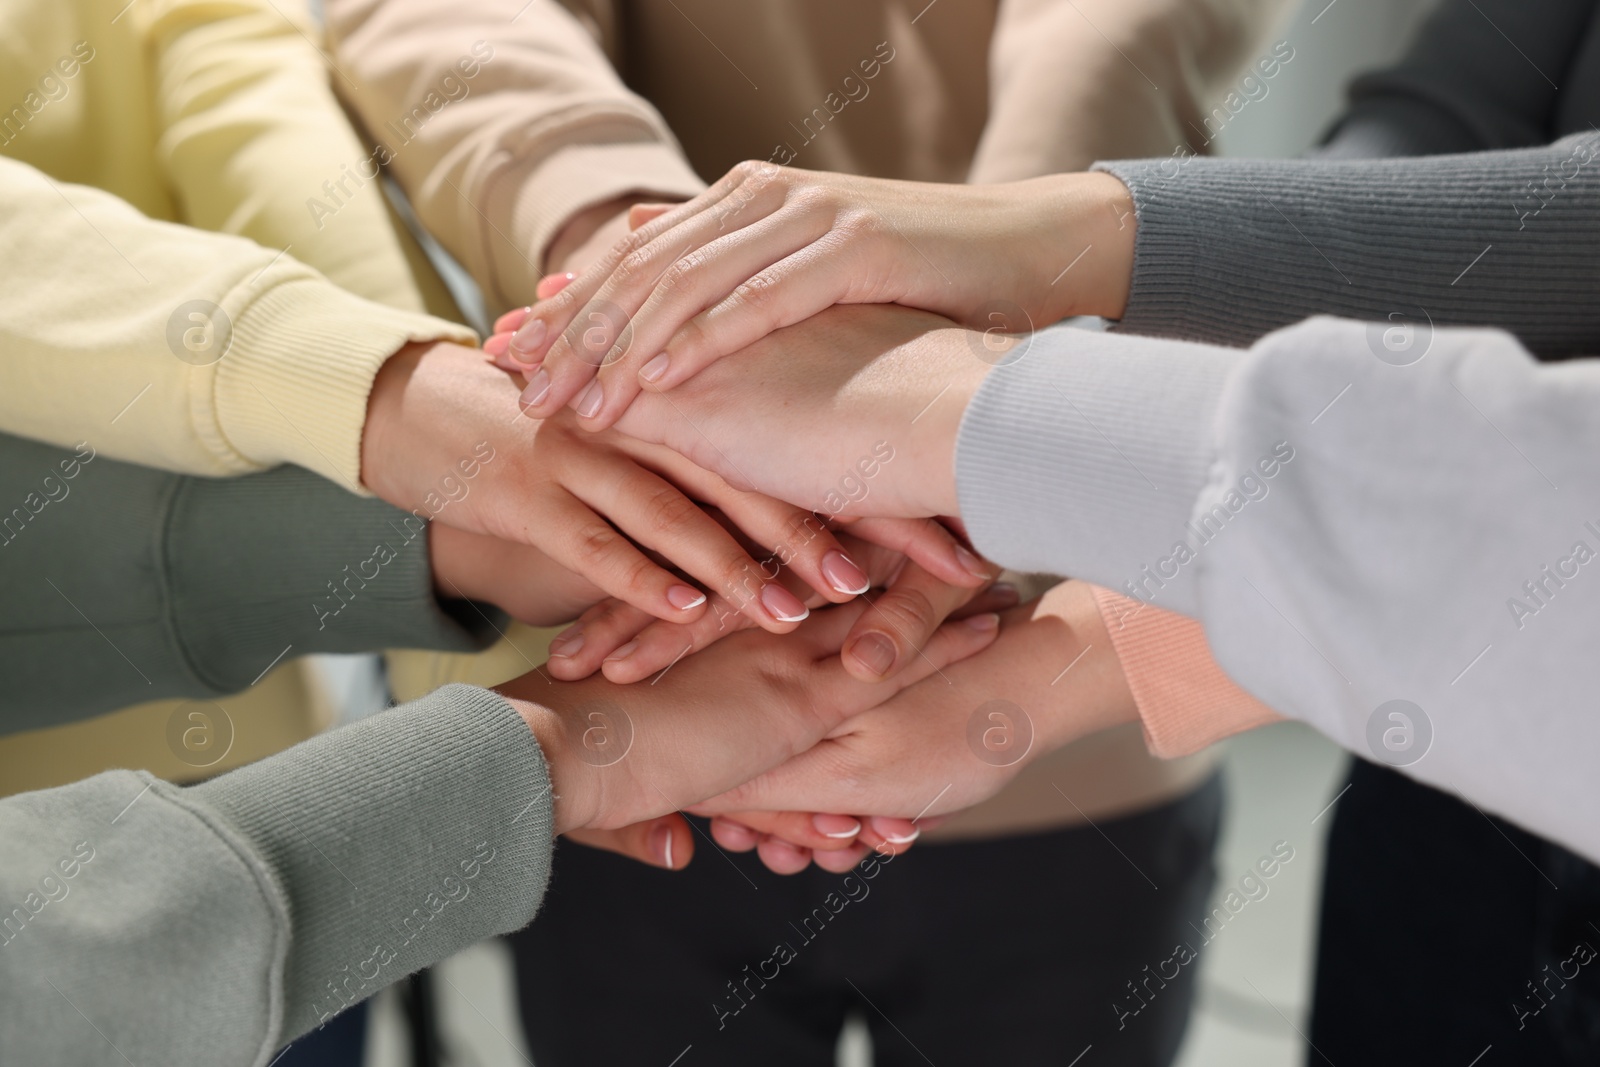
[498,166,1136,433]
[362,340,897,633]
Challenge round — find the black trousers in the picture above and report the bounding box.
[1311,759,1600,1063]
[511,775,1223,1066]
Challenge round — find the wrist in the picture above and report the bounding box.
[546,196,670,276]
[909,327,992,517]
[1037,172,1136,323]
[503,690,600,836]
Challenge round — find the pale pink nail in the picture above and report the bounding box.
[603,640,639,663]
[667,584,707,611]
[639,353,671,383]
[812,814,861,839]
[520,368,550,407]
[574,379,604,419]
[760,584,809,623]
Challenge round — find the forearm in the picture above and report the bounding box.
[1097,133,1600,354]
[0,684,553,1061]
[0,157,474,491]
[323,0,703,311]
[0,433,501,733]
[956,314,1600,861]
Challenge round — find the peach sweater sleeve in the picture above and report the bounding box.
[970,0,1293,182]
[1091,586,1283,758]
[322,0,704,314]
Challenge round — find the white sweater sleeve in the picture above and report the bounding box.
[956,315,1600,862]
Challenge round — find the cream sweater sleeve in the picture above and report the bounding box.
[969,0,1292,182]
[146,0,427,311]
[322,0,704,313]
[0,156,473,492]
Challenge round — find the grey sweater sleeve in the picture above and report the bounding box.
[1096,132,1600,356]
[0,683,555,1065]
[957,316,1600,864]
[0,432,503,731]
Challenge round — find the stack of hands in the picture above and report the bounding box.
[360,164,1145,876]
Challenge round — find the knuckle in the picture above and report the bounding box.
[574,523,625,569]
[732,270,779,312]
[641,485,702,536]
[873,587,939,635]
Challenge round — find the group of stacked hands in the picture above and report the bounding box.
[6,0,1600,1061]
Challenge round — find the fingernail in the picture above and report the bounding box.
[870,818,920,845]
[821,550,870,596]
[812,814,861,839]
[549,626,585,657]
[520,368,551,407]
[667,584,707,611]
[640,353,671,383]
[989,582,1019,604]
[760,584,810,623]
[604,640,639,663]
[966,612,1000,632]
[574,379,604,419]
[954,544,992,579]
[846,632,896,677]
[651,823,675,869]
[509,317,546,362]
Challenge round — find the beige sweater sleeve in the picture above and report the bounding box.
[0,157,473,492]
[323,0,705,314]
[969,0,1291,182]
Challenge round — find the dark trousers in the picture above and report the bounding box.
[511,776,1223,1066]
[1311,759,1600,1064]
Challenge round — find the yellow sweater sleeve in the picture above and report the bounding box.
[0,156,474,492]
[146,0,427,311]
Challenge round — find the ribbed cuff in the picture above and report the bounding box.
[485,134,705,310]
[163,465,503,693]
[191,684,554,1039]
[212,269,477,493]
[1092,586,1283,758]
[954,325,1239,615]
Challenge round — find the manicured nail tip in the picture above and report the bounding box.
[774,607,810,623]
[603,640,639,663]
[966,612,1001,631]
[884,829,921,844]
[760,584,811,623]
[664,831,675,870]
[822,826,861,839]
[639,353,671,383]
[667,585,707,611]
[574,380,604,419]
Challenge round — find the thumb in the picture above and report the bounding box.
[628,202,676,231]
[563,813,695,870]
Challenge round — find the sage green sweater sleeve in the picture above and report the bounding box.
[0,432,503,732]
[0,683,556,1065]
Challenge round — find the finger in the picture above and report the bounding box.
[812,842,871,873]
[510,168,761,373]
[951,581,1020,619]
[847,517,996,589]
[802,610,1002,718]
[494,306,531,335]
[755,836,813,875]
[861,816,921,857]
[546,598,658,680]
[709,816,761,852]
[628,203,676,230]
[598,590,750,683]
[708,810,863,852]
[564,813,694,870]
[641,241,855,396]
[537,272,576,300]
[525,180,790,421]
[580,211,832,429]
[535,492,713,625]
[840,563,988,682]
[565,452,812,632]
